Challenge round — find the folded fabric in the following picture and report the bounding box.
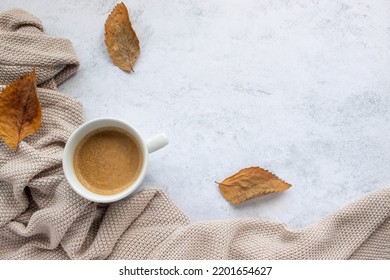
[0,9,389,260]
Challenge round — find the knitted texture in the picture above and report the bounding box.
[0,9,389,260]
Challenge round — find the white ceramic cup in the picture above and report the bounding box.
[63,118,168,203]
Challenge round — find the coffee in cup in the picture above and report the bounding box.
[63,118,168,203]
[73,127,143,195]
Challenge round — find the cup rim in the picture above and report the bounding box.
[63,118,147,203]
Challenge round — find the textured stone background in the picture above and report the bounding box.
[2,0,390,227]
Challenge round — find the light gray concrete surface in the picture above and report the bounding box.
[2,0,390,227]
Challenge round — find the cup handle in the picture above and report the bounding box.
[146,133,169,154]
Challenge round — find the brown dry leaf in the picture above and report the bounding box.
[105,2,140,72]
[217,167,291,205]
[0,70,42,150]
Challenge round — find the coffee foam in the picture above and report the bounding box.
[73,127,143,195]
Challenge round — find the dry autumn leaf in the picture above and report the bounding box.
[105,2,140,72]
[0,70,42,150]
[217,167,291,205]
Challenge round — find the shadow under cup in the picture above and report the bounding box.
[63,119,148,203]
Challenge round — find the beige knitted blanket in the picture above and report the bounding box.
[0,9,389,260]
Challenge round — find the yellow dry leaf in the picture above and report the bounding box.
[217,167,291,205]
[0,70,42,150]
[104,2,140,72]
